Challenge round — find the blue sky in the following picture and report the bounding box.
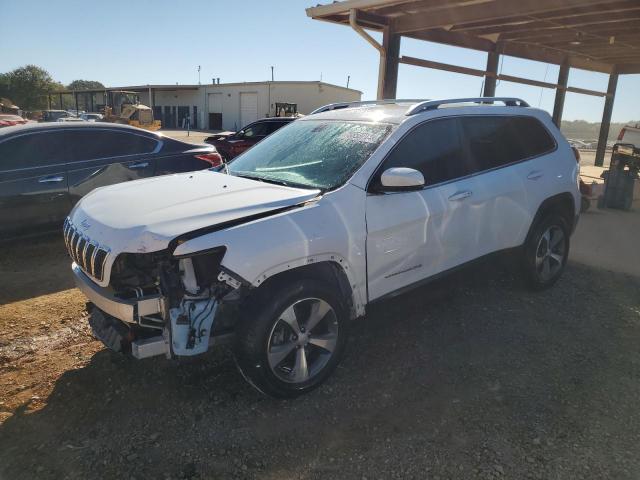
[2,0,638,122]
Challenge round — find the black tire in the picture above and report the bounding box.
[522,213,570,290]
[580,195,591,213]
[234,278,349,398]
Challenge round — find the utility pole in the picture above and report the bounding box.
[271,66,274,82]
[347,75,350,88]
[197,65,201,85]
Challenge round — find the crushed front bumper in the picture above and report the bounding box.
[72,263,163,324]
[73,262,169,358]
[73,262,232,359]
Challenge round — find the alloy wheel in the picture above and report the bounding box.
[267,298,339,384]
[535,225,566,282]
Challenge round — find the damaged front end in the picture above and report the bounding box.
[74,246,248,360]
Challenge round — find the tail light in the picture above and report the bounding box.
[617,128,625,141]
[571,146,581,163]
[194,152,224,168]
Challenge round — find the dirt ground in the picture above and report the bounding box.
[2,217,640,479]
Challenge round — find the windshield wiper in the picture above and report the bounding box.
[233,172,266,183]
[254,177,294,188]
[233,173,302,189]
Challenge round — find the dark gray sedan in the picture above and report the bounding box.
[0,123,221,238]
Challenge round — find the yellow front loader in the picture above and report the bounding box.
[102,91,161,131]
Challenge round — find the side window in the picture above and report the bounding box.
[0,132,73,171]
[67,130,158,161]
[266,121,287,134]
[460,116,556,173]
[243,122,268,138]
[378,118,468,187]
[509,116,556,157]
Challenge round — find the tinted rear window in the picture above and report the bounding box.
[460,116,556,172]
[266,121,289,134]
[161,137,195,152]
[67,129,158,161]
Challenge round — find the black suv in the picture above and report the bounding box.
[205,117,295,160]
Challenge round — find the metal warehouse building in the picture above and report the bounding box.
[63,81,362,131]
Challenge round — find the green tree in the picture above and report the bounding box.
[66,80,106,112]
[66,79,105,91]
[0,65,61,110]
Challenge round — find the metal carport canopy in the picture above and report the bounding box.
[306,0,640,166]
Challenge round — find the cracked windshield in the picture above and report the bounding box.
[229,120,392,190]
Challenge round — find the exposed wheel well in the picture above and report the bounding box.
[526,193,576,243]
[249,262,355,318]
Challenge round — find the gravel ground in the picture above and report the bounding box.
[1,235,640,479]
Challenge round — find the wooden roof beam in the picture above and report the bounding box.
[370,0,464,17]
[501,24,640,43]
[399,55,609,95]
[306,0,408,19]
[453,0,640,32]
[598,55,640,63]
[505,40,630,65]
[392,0,625,33]
[351,9,389,27]
[496,41,613,73]
[616,63,640,74]
[496,17,640,40]
[398,24,615,71]
[561,45,640,57]
[465,14,640,38]
[405,28,496,52]
[541,33,640,48]
[500,20,640,41]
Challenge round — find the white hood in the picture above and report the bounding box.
[70,170,320,256]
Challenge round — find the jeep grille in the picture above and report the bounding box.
[63,218,109,281]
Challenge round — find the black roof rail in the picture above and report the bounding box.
[310,99,429,115]
[406,97,530,116]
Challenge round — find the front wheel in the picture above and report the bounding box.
[234,278,348,398]
[522,214,570,290]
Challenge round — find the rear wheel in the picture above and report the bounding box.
[234,278,348,398]
[522,214,570,290]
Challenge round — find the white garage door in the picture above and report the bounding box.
[240,92,258,128]
[208,93,222,113]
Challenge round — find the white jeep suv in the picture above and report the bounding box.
[65,97,580,397]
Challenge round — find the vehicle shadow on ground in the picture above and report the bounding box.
[2,261,640,479]
[0,233,74,304]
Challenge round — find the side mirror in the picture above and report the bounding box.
[379,167,425,191]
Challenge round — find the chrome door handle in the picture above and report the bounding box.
[38,175,64,183]
[448,190,472,201]
[527,171,544,180]
[128,162,149,169]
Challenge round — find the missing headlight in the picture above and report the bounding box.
[189,247,227,287]
[176,247,228,296]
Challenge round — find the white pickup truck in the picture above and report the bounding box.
[618,123,640,148]
[66,98,580,397]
